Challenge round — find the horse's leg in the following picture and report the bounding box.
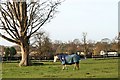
[76,63,79,70]
[62,65,65,70]
[65,64,68,70]
[73,63,77,70]
[73,62,79,70]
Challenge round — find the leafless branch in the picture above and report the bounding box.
[0,0,61,45]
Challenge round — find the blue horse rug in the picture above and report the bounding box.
[58,54,80,65]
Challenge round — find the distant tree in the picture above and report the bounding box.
[42,36,53,59]
[101,38,111,52]
[66,42,76,54]
[55,45,61,53]
[93,42,102,55]
[9,47,17,57]
[111,42,118,51]
[73,39,80,45]
[110,36,118,51]
[101,38,111,44]
[42,36,52,53]
[31,31,52,60]
[94,41,111,56]
[87,40,95,53]
[5,47,10,60]
[82,32,88,55]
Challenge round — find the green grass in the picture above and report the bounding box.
[2,58,118,78]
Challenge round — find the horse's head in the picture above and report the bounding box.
[54,55,58,62]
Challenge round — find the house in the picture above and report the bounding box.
[107,51,118,57]
[100,50,118,57]
[100,50,107,56]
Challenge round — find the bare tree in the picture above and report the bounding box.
[0,0,62,66]
[101,38,111,52]
[82,32,87,55]
[31,31,52,60]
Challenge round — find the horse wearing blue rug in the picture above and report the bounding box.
[54,53,80,70]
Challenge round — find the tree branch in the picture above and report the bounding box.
[1,10,19,40]
[0,33,20,45]
[30,5,55,36]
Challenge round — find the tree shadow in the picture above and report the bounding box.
[32,62,44,66]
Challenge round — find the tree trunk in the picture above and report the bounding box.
[19,40,31,66]
[18,2,31,66]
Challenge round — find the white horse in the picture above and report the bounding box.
[54,54,80,70]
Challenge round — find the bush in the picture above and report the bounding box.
[9,47,17,57]
[4,47,17,61]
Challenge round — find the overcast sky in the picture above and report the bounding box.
[0,0,119,46]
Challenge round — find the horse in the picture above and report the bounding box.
[54,53,80,70]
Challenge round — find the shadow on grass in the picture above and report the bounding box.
[2,60,60,66]
[32,62,44,66]
[2,61,20,63]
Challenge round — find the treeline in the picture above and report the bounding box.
[1,32,118,60]
[28,32,118,59]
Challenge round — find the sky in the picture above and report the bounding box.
[0,0,119,46]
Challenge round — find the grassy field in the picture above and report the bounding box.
[2,58,118,78]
